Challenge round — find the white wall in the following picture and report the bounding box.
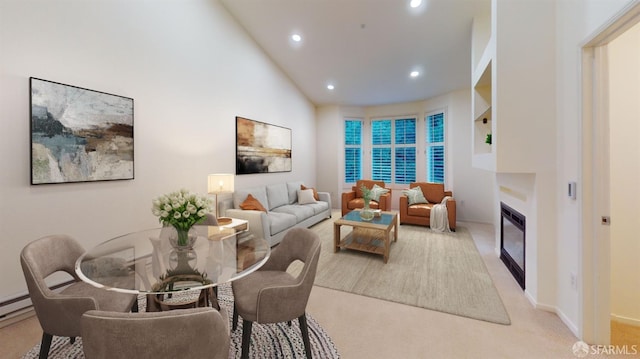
[608,21,640,326]
[555,0,638,338]
[316,105,343,206]
[0,0,316,301]
[449,89,496,224]
[316,90,496,224]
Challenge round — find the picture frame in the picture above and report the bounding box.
[30,77,134,184]
[236,116,292,174]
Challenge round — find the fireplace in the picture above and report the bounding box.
[500,202,525,289]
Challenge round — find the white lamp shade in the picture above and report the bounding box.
[208,174,235,194]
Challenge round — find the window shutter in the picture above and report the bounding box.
[428,145,445,183]
[372,148,392,182]
[426,112,445,184]
[344,119,362,183]
[394,118,416,184]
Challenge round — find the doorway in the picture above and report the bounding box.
[581,2,640,345]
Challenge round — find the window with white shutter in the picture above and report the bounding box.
[426,112,445,183]
[344,119,362,183]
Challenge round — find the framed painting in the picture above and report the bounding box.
[236,116,291,174]
[30,78,134,184]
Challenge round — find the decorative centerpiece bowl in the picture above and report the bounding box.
[152,189,212,250]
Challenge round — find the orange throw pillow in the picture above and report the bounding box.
[301,184,319,200]
[239,194,267,212]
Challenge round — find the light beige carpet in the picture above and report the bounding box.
[307,216,511,325]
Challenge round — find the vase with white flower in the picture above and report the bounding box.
[360,185,375,221]
[152,189,212,250]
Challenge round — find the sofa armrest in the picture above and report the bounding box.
[378,191,392,211]
[225,209,270,241]
[399,195,409,218]
[446,198,456,230]
[317,192,332,211]
[341,191,356,216]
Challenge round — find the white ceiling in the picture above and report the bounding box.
[220,0,491,107]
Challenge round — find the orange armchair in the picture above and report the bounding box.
[341,180,392,216]
[399,182,456,231]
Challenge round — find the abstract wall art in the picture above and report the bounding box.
[30,78,134,184]
[236,116,291,175]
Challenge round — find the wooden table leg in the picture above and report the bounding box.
[393,218,398,242]
[333,223,340,252]
[382,228,390,263]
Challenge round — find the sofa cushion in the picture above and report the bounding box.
[297,189,317,204]
[403,186,428,205]
[307,201,330,215]
[267,212,298,235]
[272,204,315,222]
[407,203,433,217]
[266,183,289,210]
[239,194,267,212]
[286,181,304,204]
[234,186,269,212]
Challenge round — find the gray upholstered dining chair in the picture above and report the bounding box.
[232,227,321,359]
[20,234,138,359]
[81,307,230,359]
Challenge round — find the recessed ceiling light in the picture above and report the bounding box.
[327,84,335,90]
[410,0,422,8]
[410,71,420,78]
[291,34,302,42]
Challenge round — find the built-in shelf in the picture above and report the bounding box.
[472,35,493,166]
[474,107,492,155]
[471,0,555,174]
[471,10,494,171]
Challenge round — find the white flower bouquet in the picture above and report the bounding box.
[151,189,212,246]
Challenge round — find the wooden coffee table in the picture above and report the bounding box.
[333,210,398,263]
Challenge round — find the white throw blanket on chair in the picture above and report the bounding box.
[430,196,452,232]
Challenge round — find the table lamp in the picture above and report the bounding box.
[207,173,235,225]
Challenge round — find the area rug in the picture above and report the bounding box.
[310,217,511,325]
[22,284,340,359]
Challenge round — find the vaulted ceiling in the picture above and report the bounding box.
[220,0,490,107]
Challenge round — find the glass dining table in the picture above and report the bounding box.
[75,223,270,311]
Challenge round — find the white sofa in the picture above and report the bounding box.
[222,181,332,246]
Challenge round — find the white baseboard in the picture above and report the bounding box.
[524,289,580,338]
[557,307,580,338]
[524,289,538,308]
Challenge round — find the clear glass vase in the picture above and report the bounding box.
[168,225,197,250]
[360,199,374,221]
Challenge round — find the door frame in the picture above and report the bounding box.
[580,1,640,344]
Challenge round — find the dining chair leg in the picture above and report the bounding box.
[241,320,253,359]
[298,314,312,359]
[232,304,238,331]
[38,332,53,359]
